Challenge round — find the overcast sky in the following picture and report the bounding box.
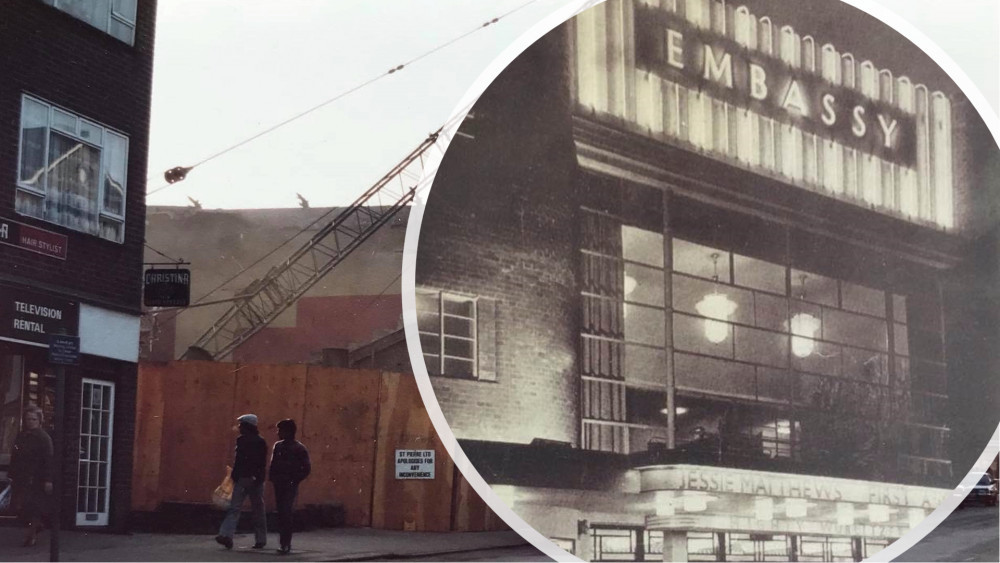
[145,0,999,210]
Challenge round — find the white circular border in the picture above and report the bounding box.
[400,2,1000,562]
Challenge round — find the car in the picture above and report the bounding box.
[957,473,999,507]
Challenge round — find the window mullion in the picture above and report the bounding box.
[438,292,445,375]
[471,298,478,378]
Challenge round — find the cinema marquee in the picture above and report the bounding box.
[574,0,956,229]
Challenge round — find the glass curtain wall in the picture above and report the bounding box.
[578,179,950,483]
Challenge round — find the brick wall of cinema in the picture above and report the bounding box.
[0,0,156,312]
[414,28,580,445]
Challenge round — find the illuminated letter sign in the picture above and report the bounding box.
[633,8,916,166]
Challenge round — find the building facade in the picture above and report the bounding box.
[141,206,408,363]
[414,0,1000,560]
[0,0,156,532]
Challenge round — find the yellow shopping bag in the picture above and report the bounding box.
[211,466,234,510]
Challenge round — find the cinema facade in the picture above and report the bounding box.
[414,0,999,561]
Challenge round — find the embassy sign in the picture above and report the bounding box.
[634,7,917,167]
[0,284,79,346]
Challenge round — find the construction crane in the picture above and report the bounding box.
[180,130,440,361]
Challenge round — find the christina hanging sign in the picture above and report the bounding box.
[634,8,917,167]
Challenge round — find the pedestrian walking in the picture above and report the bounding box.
[269,419,311,555]
[215,413,268,550]
[9,404,53,548]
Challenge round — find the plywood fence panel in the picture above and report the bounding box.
[371,372,455,531]
[299,366,381,526]
[158,361,238,504]
[232,363,309,508]
[131,363,166,511]
[450,467,510,532]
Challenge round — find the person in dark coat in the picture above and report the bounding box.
[9,404,53,547]
[215,414,268,550]
[269,419,311,555]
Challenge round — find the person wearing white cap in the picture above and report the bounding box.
[215,414,268,550]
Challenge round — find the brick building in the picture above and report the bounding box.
[0,0,156,532]
[413,0,1000,560]
[141,206,408,363]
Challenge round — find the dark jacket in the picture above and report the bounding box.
[231,431,268,483]
[269,440,311,486]
[9,428,53,488]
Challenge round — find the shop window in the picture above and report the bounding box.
[798,535,855,562]
[17,95,128,243]
[592,527,640,562]
[863,538,891,559]
[642,531,663,561]
[416,289,481,380]
[0,357,25,468]
[686,531,719,562]
[41,0,137,44]
[726,533,793,562]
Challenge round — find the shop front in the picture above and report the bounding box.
[0,281,138,529]
[640,464,947,562]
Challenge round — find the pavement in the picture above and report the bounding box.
[0,526,544,562]
[895,504,999,562]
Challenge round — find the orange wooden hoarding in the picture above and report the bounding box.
[132,361,505,532]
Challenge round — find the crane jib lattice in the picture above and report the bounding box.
[181,130,440,360]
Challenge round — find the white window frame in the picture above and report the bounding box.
[42,0,137,45]
[16,94,129,243]
[416,289,479,379]
[76,379,115,527]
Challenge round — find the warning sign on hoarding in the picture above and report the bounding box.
[395,449,435,479]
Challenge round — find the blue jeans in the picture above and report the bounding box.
[218,479,267,545]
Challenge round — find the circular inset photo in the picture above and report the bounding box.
[403,0,1000,561]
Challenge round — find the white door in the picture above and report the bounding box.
[76,379,114,526]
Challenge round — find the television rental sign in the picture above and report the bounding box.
[0,284,78,346]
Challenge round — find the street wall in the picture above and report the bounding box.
[132,361,507,532]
